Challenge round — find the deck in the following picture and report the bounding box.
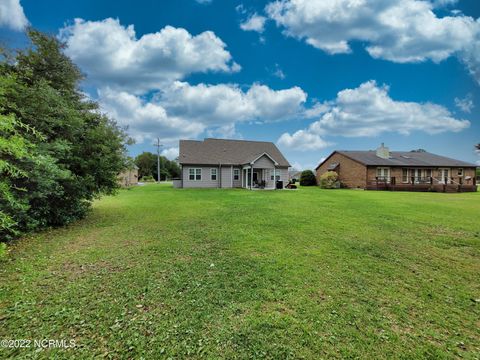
[366,176,477,193]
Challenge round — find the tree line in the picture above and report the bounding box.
[134,152,181,181]
[1,30,129,241]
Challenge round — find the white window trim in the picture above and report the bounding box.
[189,168,202,181]
[457,168,463,177]
[270,172,280,181]
[376,167,390,179]
[438,168,450,184]
[233,168,240,180]
[210,168,217,181]
[401,168,409,183]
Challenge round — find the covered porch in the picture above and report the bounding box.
[241,166,278,189]
[240,152,280,190]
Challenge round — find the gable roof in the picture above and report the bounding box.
[317,150,477,169]
[249,152,279,165]
[179,138,290,167]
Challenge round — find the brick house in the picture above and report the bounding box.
[117,166,139,187]
[316,144,477,192]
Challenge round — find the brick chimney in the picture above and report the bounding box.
[376,143,390,159]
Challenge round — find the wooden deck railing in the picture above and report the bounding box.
[367,176,477,192]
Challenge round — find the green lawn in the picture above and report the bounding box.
[1,184,479,359]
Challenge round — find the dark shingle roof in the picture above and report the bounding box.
[179,138,290,167]
[337,150,477,167]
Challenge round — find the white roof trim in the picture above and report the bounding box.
[249,152,279,166]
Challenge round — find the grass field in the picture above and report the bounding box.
[1,184,479,359]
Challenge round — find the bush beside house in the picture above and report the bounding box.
[319,171,339,189]
[299,170,317,186]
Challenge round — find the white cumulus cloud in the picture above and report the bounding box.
[158,81,307,124]
[266,0,480,83]
[99,82,307,145]
[431,0,458,8]
[161,147,179,160]
[454,94,474,113]
[278,80,470,151]
[0,0,28,30]
[98,87,205,144]
[278,130,332,150]
[240,13,267,33]
[59,18,240,93]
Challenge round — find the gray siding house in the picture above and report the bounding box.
[177,138,290,189]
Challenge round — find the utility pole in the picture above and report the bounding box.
[154,137,163,183]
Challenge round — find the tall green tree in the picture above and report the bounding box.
[135,152,156,179]
[0,30,129,240]
[134,152,181,181]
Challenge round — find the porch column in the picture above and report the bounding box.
[241,168,244,188]
[250,166,253,189]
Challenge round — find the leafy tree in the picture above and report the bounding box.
[0,112,32,239]
[299,170,317,186]
[163,157,181,179]
[0,30,129,240]
[134,152,181,181]
[135,152,156,179]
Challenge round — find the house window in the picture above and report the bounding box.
[413,169,422,182]
[439,168,449,183]
[376,167,390,180]
[457,168,463,176]
[189,168,201,181]
[270,173,280,181]
[233,169,240,180]
[211,168,217,181]
[402,168,408,183]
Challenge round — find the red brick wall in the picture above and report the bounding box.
[316,152,367,188]
[317,154,477,189]
[367,166,477,184]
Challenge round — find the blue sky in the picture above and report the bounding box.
[1,0,479,169]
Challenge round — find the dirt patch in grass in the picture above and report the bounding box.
[53,260,127,280]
